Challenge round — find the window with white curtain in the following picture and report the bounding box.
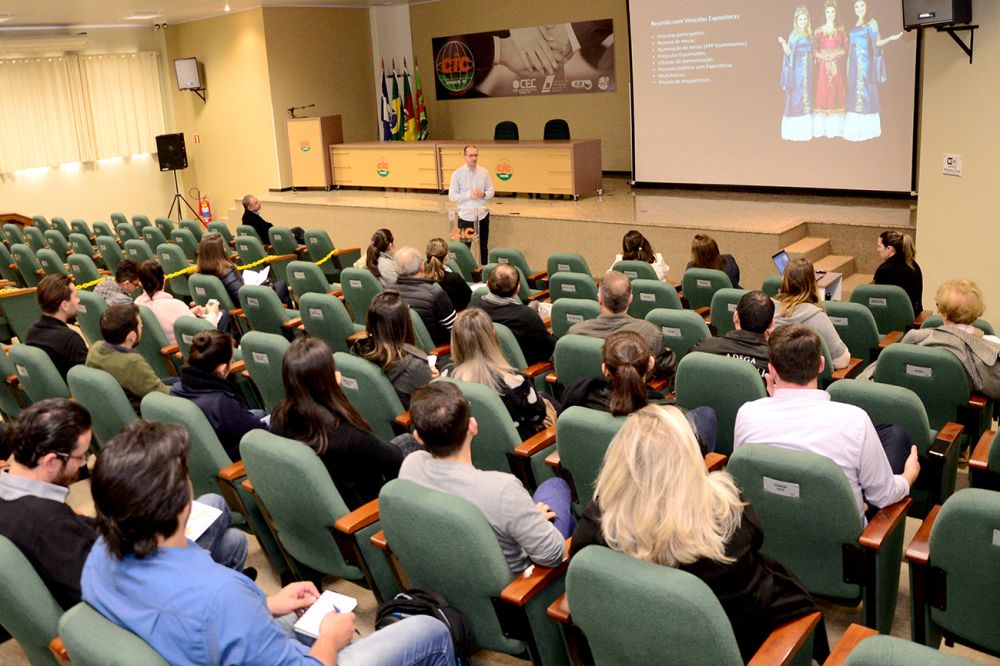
[0,52,165,173]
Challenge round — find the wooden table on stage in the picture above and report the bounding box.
[328,139,603,200]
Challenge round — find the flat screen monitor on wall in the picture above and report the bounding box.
[628,0,918,192]
[174,57,203,91]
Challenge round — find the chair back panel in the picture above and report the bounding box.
[340,268,383,326]
[613,260,658,281]
[557,407,624,509]
[549,272,598,303]
[547,253,590,277]
[299,292,359,354]
[825,301,882,367]
[709,288,747,337]
[68,366,137,450]
[0,536,65,666]
[9,343,70,402]
[333,352,404,442]
[59,602,169,666]
[553,334,605,387]
[76,289,108,346]
[287,260,332,300]
[645,308,711,361]
[437,377,523,475]
[173,316,215,361]
[240,332,291,413]
[682,268,732,310]
[551,298,600,339]
[873,344,971,432]
[850,284,915,335]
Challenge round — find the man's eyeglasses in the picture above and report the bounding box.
[52,451,88,464]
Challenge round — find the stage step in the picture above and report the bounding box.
[815,254,855,276]
[842,272,873,300]
[784,237,830,263]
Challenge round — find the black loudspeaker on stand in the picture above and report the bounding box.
[155,133,200,223]
[902,0,971,29]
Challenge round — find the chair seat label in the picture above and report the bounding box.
[294,272,306,280]
[868,298,887,306]
[563,284,576,292]
[558,263,570,271]
[566,314,583,323]
[78,304,87,313]
[993,529,1000,547]
[638,293,655,302]
[308,308,323,319]
[763,476,799,498]
[349,280,362,288]
[662,326,681,337]
[625,271,637,279]
[196,287,206,295]
[696,279,711,287]
[906,364,932,378]
[251,352,269,365]
[829,316,848,326]
[247,297,259,307]
[15,365,27,377]
[182,334,193,344]
[340,376,359,390]
[728,303,737,312]
[498,258,509,264]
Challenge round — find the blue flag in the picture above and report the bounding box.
[380,72,392,141]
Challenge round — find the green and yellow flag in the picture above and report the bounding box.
[414,60,428,140]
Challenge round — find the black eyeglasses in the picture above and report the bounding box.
[52,451,88,464]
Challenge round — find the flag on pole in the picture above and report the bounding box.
[402,60,416,142]
[379,61,392,141]
[414,58,428,140]
[390,62,403,141]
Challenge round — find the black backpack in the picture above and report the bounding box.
[375,588,474,664]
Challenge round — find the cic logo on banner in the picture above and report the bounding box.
[435,41,475,93]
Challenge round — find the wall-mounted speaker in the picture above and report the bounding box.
[155,133,188,171]
[902,0,972,30]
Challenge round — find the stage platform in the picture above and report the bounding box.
[235,176,916,293]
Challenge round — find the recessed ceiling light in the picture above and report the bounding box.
[123,12,163,21]
[0,15,15,24]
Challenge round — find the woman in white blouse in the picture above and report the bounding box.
[609,229,669,281]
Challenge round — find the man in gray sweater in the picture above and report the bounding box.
[399,382,572,574]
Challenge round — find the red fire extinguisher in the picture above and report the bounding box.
[198,194,213,223]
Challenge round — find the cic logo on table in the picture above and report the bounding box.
[299,139,311,153]
[495,160,513,182]
[376,160,390,177]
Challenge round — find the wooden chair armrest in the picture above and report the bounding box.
[229,360,246,375]
[282,317,302,329]
[160,344,180,356]
[217,460,246,481]
[969,429,994,472]
[831,357,863,381]
[526,289,550,303]
[241,478,253,493]
[347,330,368,343]
[913,310,932,327]
[0,279,13,288]
[430,343,451,357]
[523,361,553,378]
[929,422,963,461]
[267,253,299,263]
[704,452,727,472]
[968,392,988,409]
[647,378,669,392]
[296,245,308,253]
[527,270,548,282]
[49,636,68,662]
[499,559,568,607]
[98,268,111,275]
[228,307,244,317]
[822,623,879,666]
[370,529,389,552]
[858,496,911,550]
[545,373,559,384]
[547,593,571,623]
[545,450,561,468]
[333,498,380,535]
[747,611,822,666]
[7,373,19,387]
[329,290,344,300]
[667,277,681,289]
[394,411,412,428]
[904,504,940,566]
[471,268,483,281]
[333,247,361,256]
[513,425,557,457]
[695,306,710,317]
[878,330,903,349]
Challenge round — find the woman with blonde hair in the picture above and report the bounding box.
[773,257,849,368]
[874,230,923,313]
[609,230,669,280]
[424,237,471,311]
[686,233,741,288]
[442,308,548,439]
[571,404,827,661]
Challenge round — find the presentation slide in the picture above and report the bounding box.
[629,0,917,192]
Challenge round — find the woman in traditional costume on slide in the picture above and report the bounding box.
[812,0,848,138]
[843,0,902,142]
[778,6,814,142]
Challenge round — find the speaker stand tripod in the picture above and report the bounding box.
[167,169,201,223]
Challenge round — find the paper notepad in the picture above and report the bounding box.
[185,500,223,541]
[293,591,359,639]
[242,266,271,286]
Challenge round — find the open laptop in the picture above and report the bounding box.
[771,250,791,275]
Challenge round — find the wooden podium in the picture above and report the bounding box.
[286,115,343,188]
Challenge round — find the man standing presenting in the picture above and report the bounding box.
[448,145,494,264]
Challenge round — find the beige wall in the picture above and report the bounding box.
[262,7,378,189]
[915,5,1000,317]
[165,9,278,220]
[409,0,631,171]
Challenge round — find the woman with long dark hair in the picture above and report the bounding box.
[609,230,669,280]
[365,228,397,286]
[271,337,403,509]
[873,230,922,313]
[424,237,471,311]
[687,233,741,288]
[196,232,242,305]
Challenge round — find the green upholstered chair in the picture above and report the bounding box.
[179,219,204,242]
[682,267,733,310]
[493,321,551,391]
[68,232,97,260]
[303,230,359,284]
[267,226,303,258]
[36,248,68,276]
[240,331,290,413]
[170,228,199,262]
[207,221,234,244]
[378,479,569,666]
[555,406,624,511]
[153,216,175,237]
[287,260,338,301]
[31,215,50,231]
[1,223,24,247]
[816,334,864,388]
[189,273,237,310]
[969,428,1000,491]
[236,224,261,242]
[9,343,70,403]
[240,430,398,601]
[70,219,92,238]
[447,241,480,282]
[828,379,961,518]
[136,306,180,377]
[238,285,300,339]
[116,222,140,243]
[58,602,169,666]
[906,489,1000,656]
[488,247,546,288]
[837,632,978,665]
[298,292,362,354]
[728,444,910,634]
[156,243,193,300]
[850,284,920,335]
[628,278,683,320]
[709,287,747,337]
[96,236,125,274]
[408,309,448,359]
[67,365,137,451]
[548,272,598,302]
[10,244,43,286]
[675,352,765,456]
[43,230,72,261]
[68,254,103,284]
[92,221,115,240]
[340,267,383,326]
[109,212,127,228]
[645,307,712,361]
[49,216,71,239]
[0,242,25,287]
[131,215,152,232]
[0,287,43,340]
[546,253,591,278]
[141,226,168,251]
[24,225,47,253]
[551,298,600,339]
[825,301,885,369]
[333,352,406,442]
[0,346,27,419]
[236,235,297,284]
[612,259,658,281]
[551,334,605,388]
[0,536,65,666]
[920,313,994,336]
[561,546,819,666]
[123,239,155,264]
[172,316,216,361]
[76,289,108,346]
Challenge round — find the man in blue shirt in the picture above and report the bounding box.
[82,419,455,666]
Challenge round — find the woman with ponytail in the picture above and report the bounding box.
[609,230,670,280]
[424,237,471,311]
[874,230,923,313]
[365,228,398,286]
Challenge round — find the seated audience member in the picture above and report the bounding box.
[351,290,436,410]
[566,271,677,379]
[560,330,717,451]
[392,246,456,347]
[425,237,471,311]
[86,303,170,411]
[271,338,404,510]
[772,258,850,369]
[859,278,1000,398]
[874,230,923,314]
[734,324,919,522]
[25,274,87,379]
[94,259,139,306]
[686,233,741,288]
[82,419,453,666]
[171,331,267,462]
[241,193,273,241]
[196,232,244,306]
[570,404,829,662]
[475,263,555,366]
[135,260,202,345]
[366,228,398,287]
[402,382,573,574]
[0,400,250,612]
[691,290,774,378]
[442,308,550,440]
[609,229,669,281]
